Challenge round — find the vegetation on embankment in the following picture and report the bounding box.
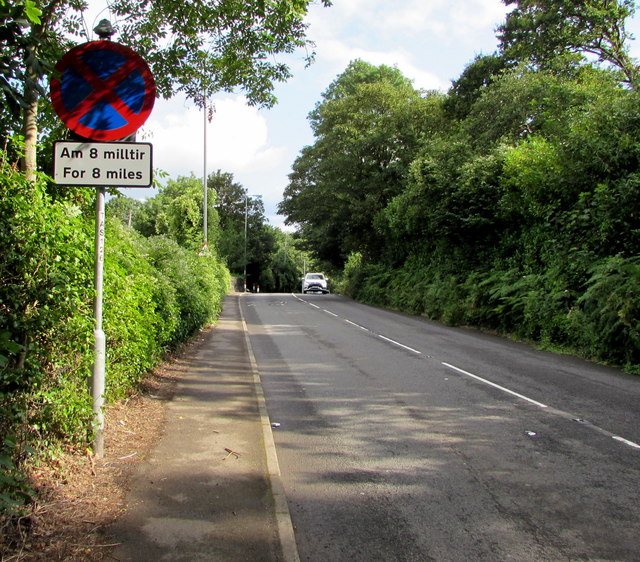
[280,2,640,375]
[0,160,229,514]
[2,0,328,520]
[337,251,640,373]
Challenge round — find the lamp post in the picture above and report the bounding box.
[203,96,208,248]
[243,194,248,292]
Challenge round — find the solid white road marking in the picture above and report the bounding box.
[612,435,640,450]
[442,362,550,409]
[378,335,422,355]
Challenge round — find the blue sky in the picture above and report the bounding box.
[83,1,640,229]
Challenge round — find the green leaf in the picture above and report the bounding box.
[24,0,42,24]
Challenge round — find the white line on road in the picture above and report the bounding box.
[378,335,422,355]
[612,435,640,450]
[442,363,640,451]
[345,319,370,332]
[293,294,639,451]
[442,362,550,409]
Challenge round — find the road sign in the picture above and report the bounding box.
[50,41,156,141]
[53,141,153,187]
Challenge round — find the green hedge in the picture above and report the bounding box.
[342,252,640,374]
[0,163,229,513]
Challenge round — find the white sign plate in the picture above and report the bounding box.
[54,141,153,187]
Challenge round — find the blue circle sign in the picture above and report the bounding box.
[50,41,156,141]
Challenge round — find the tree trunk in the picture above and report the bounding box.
[22,80,38,183]
[21,23,40,182]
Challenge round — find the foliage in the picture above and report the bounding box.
[280,60,445,268]
[0,0,82,144]
[0,438,33,515]
[498,0,639,87]
[0,0,333,118]
[129,174,218,251]
[140,234,229,347]
[1,146,230,512]
[266,227,310,293]
[208,170,279,287]
[209,170,250,272]
[444,54,509,120]
[111,0,332,107]
[0,159,94,439]
[576,256,640,370]
[0,158,94,508]
[281,13,640,373]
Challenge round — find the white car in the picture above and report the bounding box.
[302,272,330,294]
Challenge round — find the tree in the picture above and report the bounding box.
[105,195,143,228]
[497,0,639,88]
[1,0,331,176]
[444,54,509,120]
[264,228,307,293]
[209,170,267,275]
[110,0,331,106]
[1,0,82,179]
[124,174,220,252]
[279,60,441,267]
[462,64,620,149]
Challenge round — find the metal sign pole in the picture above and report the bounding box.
[50,21,156,459]
[92,186,106,457]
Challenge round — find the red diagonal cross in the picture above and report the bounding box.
[61,54,143,130]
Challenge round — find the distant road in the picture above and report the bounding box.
[242,293,640,561]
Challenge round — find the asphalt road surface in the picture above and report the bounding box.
[242,293,640,562]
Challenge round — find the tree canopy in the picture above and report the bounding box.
[497,0,639,87]
[279,8,640,372]
[280,60,444,267]
[0,0,332,172]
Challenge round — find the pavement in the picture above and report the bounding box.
[107,294,297,561]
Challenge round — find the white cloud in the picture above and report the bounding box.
[374,0,452,35]
[309,0,508,46]
[317,38,449,90]
[305,0,510,94]
[141,96,286,179]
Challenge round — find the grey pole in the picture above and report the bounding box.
[92,186,106,457]
[244,195,248,292]
[89,19,114,459]
[203,97,208,247]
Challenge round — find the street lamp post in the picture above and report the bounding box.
[203,96,208,247]
[244,194,248,292]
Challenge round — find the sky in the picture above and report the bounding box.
[82,0,640,229]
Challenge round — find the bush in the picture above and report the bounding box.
[346,251,640,373]
[143,236,229,344]
[1,160,230,512]
[575,255,640,370]
[0,165,95,508]
[104,224,230,398]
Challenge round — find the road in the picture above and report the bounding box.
[241,293,640,561]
